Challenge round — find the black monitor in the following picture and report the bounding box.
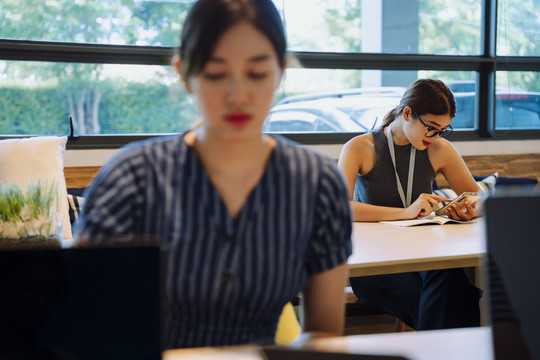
[484,190,540,360]
[0,245,162,360]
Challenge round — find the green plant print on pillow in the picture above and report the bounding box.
[0,179,61,247]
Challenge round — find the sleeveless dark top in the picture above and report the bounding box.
[354,128,436,208]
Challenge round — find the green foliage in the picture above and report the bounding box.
[0,180,59,240]
[0,80,197,135]
[0,180,57,222]
[0,0,194,135]
[0,183,25,222]
[98,80,197,134]
[25,180,58,220]
[0,86,69,135]
[419,0,481,55]
[322,1,362,52]
[0,0,192,46]
[497,0,539,57]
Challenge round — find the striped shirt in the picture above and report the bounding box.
[75,133,352,349]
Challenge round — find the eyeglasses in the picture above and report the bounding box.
[411,109,453,138]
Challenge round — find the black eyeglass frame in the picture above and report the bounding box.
[410,109,453,138]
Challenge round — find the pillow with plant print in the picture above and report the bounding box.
[0,136,71,240]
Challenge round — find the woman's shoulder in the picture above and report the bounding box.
[342,132,375,156]
[273,135,341,174]
[275,135,331,162]
[112,134,185,164]
[427,137,459,155]
[98,134,186,180]
[349,132,374,146]
[427,137,463,169]
[124,133,184,154]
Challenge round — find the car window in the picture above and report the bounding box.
[265,120,316,132]
[315,118,338,132]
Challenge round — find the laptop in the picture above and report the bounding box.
[261,347,409,360]
[484,190,540,360]
[0,245,162,360]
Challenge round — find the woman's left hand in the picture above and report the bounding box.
[445,199,478,220]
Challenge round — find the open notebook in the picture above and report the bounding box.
[380,214,476,227]
[0,245,163,360]
[484,190,540,360]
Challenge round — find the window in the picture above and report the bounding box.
[0,0,193,46]
[0,60,196,136]
[276,69,478,133]
[1,0,539,147]
[496,0,539,57]
[495,71,540,130]
[281,0,482,55]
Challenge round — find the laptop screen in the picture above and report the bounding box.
[261,347,409,360]
[484,192,540,360]
[0,246,162,360]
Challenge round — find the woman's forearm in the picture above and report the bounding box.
[350,201,409,222]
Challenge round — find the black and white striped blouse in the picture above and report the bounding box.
[76,133,352,349]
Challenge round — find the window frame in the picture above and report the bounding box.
[1,0,539,149]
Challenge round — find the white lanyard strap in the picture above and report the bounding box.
[387,124,416,208]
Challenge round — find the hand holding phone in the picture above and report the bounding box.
[435,192,482,216]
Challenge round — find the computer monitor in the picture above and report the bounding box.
[484,190,540,360]
[0,245,162,360]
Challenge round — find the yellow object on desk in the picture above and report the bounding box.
[274,302,301,345]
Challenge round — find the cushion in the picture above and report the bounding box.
[0,136,72,240]
[475,172,498,195]
[474,173,537,188]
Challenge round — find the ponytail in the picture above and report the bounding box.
[381,107,399,129]
[377,79,456,130]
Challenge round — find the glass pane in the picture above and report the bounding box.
[0,0,195,46]
[265,69,477,134]
[421,71,478,131]
[495,71,540,130]
[280,0,481,55]
[0,60,197,136]
[497,0,540,56]
[0,62,478,136]
[1,0,481,55]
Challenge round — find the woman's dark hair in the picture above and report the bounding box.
[381,79,456,128]
[179,0,287,77]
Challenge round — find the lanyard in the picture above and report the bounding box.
[386,124,416,208]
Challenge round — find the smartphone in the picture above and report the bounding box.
[435,191,482,216]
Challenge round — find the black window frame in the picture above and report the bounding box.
[1,0,539,149]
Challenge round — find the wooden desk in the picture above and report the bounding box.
[348,220,485,277]
[163,326,493,360]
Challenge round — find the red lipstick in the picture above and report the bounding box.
[422,140,431,147]
[225,113,251,126]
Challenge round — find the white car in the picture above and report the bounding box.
[265,89,403,133]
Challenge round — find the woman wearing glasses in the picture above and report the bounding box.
[338,78,481,330]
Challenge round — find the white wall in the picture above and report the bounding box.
[64,139,540,167]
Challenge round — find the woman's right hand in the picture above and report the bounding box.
[405,193,451,219]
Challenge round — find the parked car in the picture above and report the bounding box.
[452,90,540,129]
[265,85,540,133]
[265,88,403,133]
[275,87,406,105]
[263,101,367,133]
